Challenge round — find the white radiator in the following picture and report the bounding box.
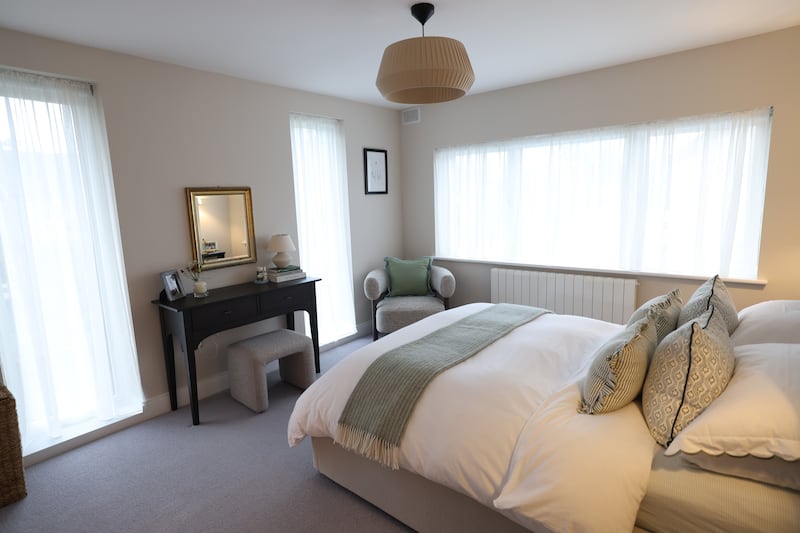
[490,268,637,324]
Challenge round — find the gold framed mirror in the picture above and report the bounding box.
[185,187,257,270]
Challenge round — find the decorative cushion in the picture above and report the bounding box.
[579,314,658,414]
[677,275,739,334]
[642,306,735,447]
[731,300,800,346]
[384,256,432,296]
[627,288,682,343]
[665,342,800,490]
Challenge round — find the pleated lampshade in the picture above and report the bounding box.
[376,36,474,104]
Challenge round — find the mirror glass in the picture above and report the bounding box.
[185,187,257,270]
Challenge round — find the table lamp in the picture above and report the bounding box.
[267,233,296,268]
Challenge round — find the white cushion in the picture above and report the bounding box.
[666,343,800,463]
[731,300,800,346]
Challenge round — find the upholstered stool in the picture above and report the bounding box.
[227,329,315,413]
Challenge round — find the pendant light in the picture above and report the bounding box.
[376,3,475,104]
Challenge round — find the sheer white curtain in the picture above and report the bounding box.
[435,108,772,279]
[289,113,356,345]
[0,70,143,454]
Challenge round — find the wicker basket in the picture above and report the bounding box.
[0,384,26,507]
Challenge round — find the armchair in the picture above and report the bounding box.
[364,259,456,340]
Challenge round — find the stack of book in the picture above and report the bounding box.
[268,265,306,283]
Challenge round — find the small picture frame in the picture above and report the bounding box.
[160,270,185,301]
[364,148,388,194]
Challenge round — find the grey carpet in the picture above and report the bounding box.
[0,336,412,532]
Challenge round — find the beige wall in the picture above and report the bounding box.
[400,25,800,309]
[0,29,404,413]
[2,24,799,424]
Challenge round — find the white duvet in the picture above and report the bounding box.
[288,303,657,532]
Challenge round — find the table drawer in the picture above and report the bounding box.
[258,286,312,315]
[191,297,258,330]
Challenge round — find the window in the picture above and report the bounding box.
[289,113,357,345]
[434,108,772,279]
[0,70,143,455]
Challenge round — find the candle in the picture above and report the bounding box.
[194,281,208,297]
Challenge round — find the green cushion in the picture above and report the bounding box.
[384,257,432,296]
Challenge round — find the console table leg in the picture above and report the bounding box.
[159,310,178,411]
[309,310,320,373]
[286,311,320,373]
[165,336,177,411]
[185,351,200,426]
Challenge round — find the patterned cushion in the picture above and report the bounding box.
[579,315,658,414]
[384,256,432,296]
[677,275,738,334]
[627,288,682,343]
[642,306,735,446]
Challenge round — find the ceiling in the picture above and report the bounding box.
[2,1,800,108]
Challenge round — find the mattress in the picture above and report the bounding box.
[636,445,800,532]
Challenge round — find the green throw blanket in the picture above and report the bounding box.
[335,303,549,469]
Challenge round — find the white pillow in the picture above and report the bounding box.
[680,452,800,491]
[731,300,800,346]
[666,343,800,463]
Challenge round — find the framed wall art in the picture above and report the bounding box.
[364,148,388,194]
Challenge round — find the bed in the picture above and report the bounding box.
[288,278,800,532]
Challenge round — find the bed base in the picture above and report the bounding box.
[311,437,530,533]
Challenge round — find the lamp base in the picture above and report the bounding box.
[272,252,291,269]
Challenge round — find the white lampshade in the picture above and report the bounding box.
[267,233,296,268]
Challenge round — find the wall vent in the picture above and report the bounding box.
[401,107,421,125]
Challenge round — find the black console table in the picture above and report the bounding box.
[153,277,320,425]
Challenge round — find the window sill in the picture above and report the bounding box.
[433,257,768,288]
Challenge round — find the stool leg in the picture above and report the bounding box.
[279,348,316,389]
[251,360,269,413]
[228,351,268,413]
